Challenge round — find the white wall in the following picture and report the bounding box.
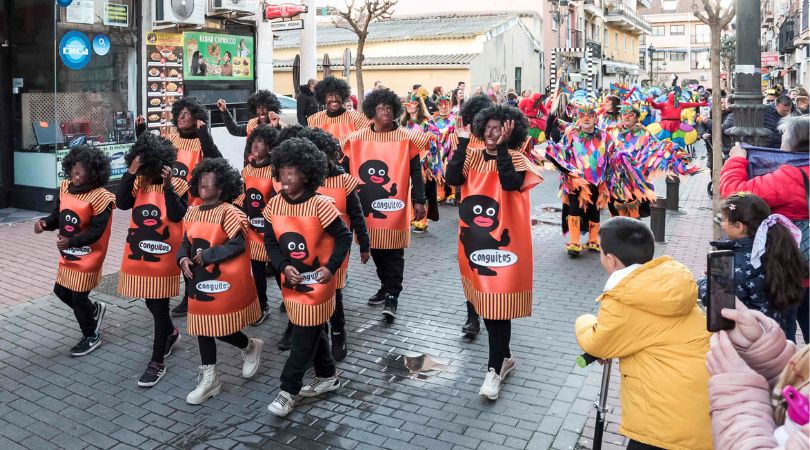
[471,25,542,93]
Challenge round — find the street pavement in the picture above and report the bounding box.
[0,145,715,450]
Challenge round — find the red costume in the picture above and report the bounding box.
[646,92,707,133]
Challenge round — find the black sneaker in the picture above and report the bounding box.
[382,295,398,321]
[92,301,107,335]
[137,361,166,387]
[462,314,480,337]
[367,291,385,306]
[171,297,188,317]
[252,306,271,326]
[164,327,181,358]
[277,326,292,351]
[70,333,100,357]
[331,331,347,361]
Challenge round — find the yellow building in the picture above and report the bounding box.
[601,0,650,85]
[272,12,543,97]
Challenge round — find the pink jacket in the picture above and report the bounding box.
[709,312,807,450]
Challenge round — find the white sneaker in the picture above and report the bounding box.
[241,338,263,378]
[268,391,294,417]
[500,357,516,380]
[186,364,221,405]
[299,376,340,398]
[479,368,502,400]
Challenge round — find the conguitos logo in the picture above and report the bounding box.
[196,281,231,294]
[469,249,517,267]
[298,271,320,285]
[63,246,92,256]
[372,199,405,212]
[59,31,91,70]
[138,240,171,255]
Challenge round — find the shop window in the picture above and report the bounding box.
[515,67,522,93]
[692,24,710,44]
[670,52,686,61]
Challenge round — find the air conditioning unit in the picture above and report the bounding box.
[153,0,206,27]
[208,0,257,15]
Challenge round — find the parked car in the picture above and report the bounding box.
[276,94,298,125]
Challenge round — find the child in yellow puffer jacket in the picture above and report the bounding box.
[575,217,712,450]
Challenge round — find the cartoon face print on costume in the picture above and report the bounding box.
[356,160,398,219]
[244,188,266,231]
[459,195,511,276]
[127,203,170,262]
[59,208,84,261]
[188,238,221,302]
[172,161,189,180]
[279,231,320,293]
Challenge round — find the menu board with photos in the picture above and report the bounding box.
[145,32,184,135]
[183,32,254,81]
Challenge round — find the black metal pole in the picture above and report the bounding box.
[665,175,680,211]
[726,0,771,146]
[650,196,666,242]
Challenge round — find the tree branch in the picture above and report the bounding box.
[720,2,736,28]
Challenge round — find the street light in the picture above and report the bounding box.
[647,44,655,85]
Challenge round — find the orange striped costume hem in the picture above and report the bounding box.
[336,266,348,289]
[285,296,336,326]
[369,228,410,249]
[249,240,269,261]
[187,299,260,337]
[117,272,180,299]
[462,277,532,320]
[56,266,101,292]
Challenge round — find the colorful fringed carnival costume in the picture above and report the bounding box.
[608,105,656,218]
[645,87,707,148]
[432,95,458,204]
[401,94,440,232]
[546,100,655,256]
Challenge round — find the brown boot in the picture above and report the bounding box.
[586,222,601,252]
[566,216,582,256]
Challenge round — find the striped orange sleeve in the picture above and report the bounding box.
[352,111,370,130]
[233,192,245,208]
[261,199,274,224]
[132,176,143,196]
[462,149,472,179]
[509,151,529,172]
[171,177,190,196]
[89,188,116,215]
[448,133,459,151]
[222,204,248,239]
[314,197,341,229]
[408,129,431,158]
[342,173,359,193]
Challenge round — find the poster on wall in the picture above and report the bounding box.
[183,32,254,81]
[66,0,94,24]
[55,144,129,186]
[145,32,184,136]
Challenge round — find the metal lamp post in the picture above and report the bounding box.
[647,44,655,85]
[726,0,772,146]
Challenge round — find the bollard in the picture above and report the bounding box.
[650,196,667,243]
[666,175,680,211]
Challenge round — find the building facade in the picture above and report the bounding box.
[762,0,808,89]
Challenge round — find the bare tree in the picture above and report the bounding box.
[332,0,398,108]
[693,0,735,239]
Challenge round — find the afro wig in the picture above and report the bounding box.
[247,90,281,115]
[314,76,351,104]
[246,125,280,154]
[362,88,402,121]
[61,145,111,189]
[125,133,177,178]
[271,138,328,193]
[472,105,529,150]
[188,157,243,203]
[276,124,304,145]
[171,96,209,127]
[459,95,493,127]
[297,127,342,163]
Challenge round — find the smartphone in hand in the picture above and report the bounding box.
[707,250,736,332]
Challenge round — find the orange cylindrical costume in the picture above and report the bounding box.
[343,127,430,249]
[240,164,276,261]
[457,150,542,320]
[262,195,341,326]
[55,181,116,292]
[308,110,369,142]
[317,173,360,289]
[118,177,188,299]
[183,203,259,336]
[168,134,203,206]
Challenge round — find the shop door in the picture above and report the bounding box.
[0,0,10,208]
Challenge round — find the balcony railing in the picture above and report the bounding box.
[605,2,652,35]
[583,0,604,17]
[586,39,602,59]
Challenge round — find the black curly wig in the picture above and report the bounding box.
[314,76,351,104]
[247,90,281,115]
[246,125,279,155]
[276,124,304,145]
[171,96,209,127]
[188,157,243,203]
[362,88,402,121]
[472,105,529,150]
[125,133,177,178]
[460,95,493,127]
[297,127,342,163]
[61,145,111,188]
[271,138,328,193]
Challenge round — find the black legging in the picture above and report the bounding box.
[53,283,95,337]
[329,289,345,334]
[483,319,511,374]
[145,298,174,364]
[198,332,249,365]
[251,259,268,310]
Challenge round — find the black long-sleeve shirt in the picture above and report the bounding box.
[263,191,353,275]
[328,165,370,252]
[221,109,250,137]
[41,184,113,248]
[445,137,524,191]
[116,172,187,222]
[176,203,246,265]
